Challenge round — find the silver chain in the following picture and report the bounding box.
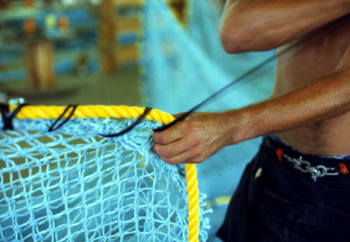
[283,155,339,181]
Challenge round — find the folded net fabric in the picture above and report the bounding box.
[0,105,209,242]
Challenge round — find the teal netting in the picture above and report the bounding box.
[142,0,275,113]
[0,117,209,241]
[141,0,276,240]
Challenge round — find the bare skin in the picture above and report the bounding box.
[274,16,350,154]
[153,0,350,164]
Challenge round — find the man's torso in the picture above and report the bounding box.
[273,15,350,156]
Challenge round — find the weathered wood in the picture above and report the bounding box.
[25,39,55,90]
[98,0,186,73]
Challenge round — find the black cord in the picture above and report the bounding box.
[48,104,79,132]
[100,107,153,138]
[0,103,29,130]
[153,36,310,133]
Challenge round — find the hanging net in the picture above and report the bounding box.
[142,0,275,114]
[0,105,209,242]
[141,0,276,239]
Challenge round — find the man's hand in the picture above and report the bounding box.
[152,112,234,165]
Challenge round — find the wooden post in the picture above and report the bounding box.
[25,39,55,90]
[98,0,144,73]
[98,0,117,73]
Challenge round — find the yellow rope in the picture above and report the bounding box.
[10,105,200,242]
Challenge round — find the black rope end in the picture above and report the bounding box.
[0,103,29,131]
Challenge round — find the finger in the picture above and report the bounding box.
[159,149,198,165]
[152,139,191,159]
[185,156,206,164]
[153,125,184,145]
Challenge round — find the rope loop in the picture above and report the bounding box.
[48,104,78,132]
[100,107,153,137]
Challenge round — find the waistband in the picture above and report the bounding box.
[269,134,350,159]
[262,135,350,181]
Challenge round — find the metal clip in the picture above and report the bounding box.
[284,155,339,181]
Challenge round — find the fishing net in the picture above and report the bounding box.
[141,0,276,239]
[0,105,209,241]
[142,0,275,113]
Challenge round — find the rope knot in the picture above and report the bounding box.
[0,103,28,130]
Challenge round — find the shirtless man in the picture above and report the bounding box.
[153,1,350,241]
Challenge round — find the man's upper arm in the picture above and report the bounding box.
[220,0,350,53]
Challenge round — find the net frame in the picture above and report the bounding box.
[2,105,201,242]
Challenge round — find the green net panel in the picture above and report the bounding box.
[0,114,209,241]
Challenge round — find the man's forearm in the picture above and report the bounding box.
[223,70,350,144]
[220,0,350,53]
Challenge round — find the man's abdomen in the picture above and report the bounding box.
[273,18,350,156]
[276,112,350,156]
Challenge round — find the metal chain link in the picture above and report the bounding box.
[283,155,339,181]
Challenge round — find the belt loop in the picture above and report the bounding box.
[276,148,284,163]
[339,163,349,175]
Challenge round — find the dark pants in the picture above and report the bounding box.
[217,136,350,242]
